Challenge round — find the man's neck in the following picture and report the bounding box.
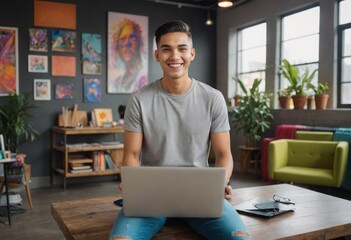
[161,77,192,95]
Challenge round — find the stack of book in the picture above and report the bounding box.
[69,154,93,173]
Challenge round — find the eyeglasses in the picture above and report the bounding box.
[273,194,295,205]
[250,195,295,212]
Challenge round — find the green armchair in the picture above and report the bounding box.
[268,139,349,188]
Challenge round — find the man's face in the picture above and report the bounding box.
[154,32,195,80]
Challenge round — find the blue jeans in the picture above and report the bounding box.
[109,200,251,240]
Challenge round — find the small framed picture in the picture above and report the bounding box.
[55,83,74,100]
[28,55,48,73]
[34,79,51,100]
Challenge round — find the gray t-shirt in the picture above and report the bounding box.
[123,79,230,167]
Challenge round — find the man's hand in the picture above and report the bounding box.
[224,185,232,201]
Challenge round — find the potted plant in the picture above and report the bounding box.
[310,82,329,110]
[0,91,39,153]
[277,87,293,109]
[230,78,273,147]
[278,59,318,109]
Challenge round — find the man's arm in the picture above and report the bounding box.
[211,131,234,200]
[122,131,143,166]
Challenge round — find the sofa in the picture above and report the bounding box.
[268,139,349,188]
[261,125,351,191]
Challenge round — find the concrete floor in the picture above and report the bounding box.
[1,173,351,240]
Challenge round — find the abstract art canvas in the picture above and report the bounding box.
[0,26,18,96]
[28,55,48,73]
[55,83,74,99]
[29,28,48,52]
[51,29,77,52]
[82,33,102,62]
[107,12,148,94]
[84,78,102,103]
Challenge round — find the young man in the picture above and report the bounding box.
[109,20,250,240]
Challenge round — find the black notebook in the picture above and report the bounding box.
[234,198,295,218]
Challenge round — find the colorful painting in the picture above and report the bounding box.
[55,83,74,99]
[82,33,102,62]
[34,79,51,100]
[0,26,18,96]
[84,78,102,103]
[28,55,48,73]
[107,12,148,94]
[51,29,76,52]
[52,56,76,77]
[29,28,48,52]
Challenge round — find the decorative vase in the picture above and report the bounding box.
[292,95,308,110]
[315,94,329,110]
[278,96,292,109]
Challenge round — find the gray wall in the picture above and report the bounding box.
[1,0,216,187]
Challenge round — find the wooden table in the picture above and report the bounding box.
[239,145,261,174]
[51,184,351,240]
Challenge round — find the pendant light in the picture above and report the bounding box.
[218,0,233,8]
[205,10,214,26]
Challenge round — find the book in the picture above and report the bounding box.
[104,152,116,169]
[71,165,92,170]
[70,168,93,173]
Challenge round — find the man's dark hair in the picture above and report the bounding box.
[154,20,192,45]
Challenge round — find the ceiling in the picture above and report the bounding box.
[146,0,251,10]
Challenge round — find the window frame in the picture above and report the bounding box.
[235,21,267,94]
[337,0,351,108]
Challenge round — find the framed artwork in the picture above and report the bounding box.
[28,55,48,73]
[84,78,102,103]
[107,12,148,94]
[55,83,74,99]
[82,33,102,62]
[34,79,51,100]
[93,108,113,126]
[51,29,77,52]
[83,61,101,75]
[0,26,18,96]
[52,56,76,77]
[29,28,48,52]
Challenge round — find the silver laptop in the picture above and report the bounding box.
[121,166,226,218]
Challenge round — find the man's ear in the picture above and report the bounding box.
[191,48,196,61]
[154,50,160,62]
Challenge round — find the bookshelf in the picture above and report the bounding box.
[51,126,124,190]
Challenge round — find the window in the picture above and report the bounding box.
[338,0,351,107]
[280,6,320,91]
[236,22,267,94]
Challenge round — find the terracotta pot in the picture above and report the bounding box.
[315,94,329,110]
[278,96,292,109]
[292,95,308,110]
